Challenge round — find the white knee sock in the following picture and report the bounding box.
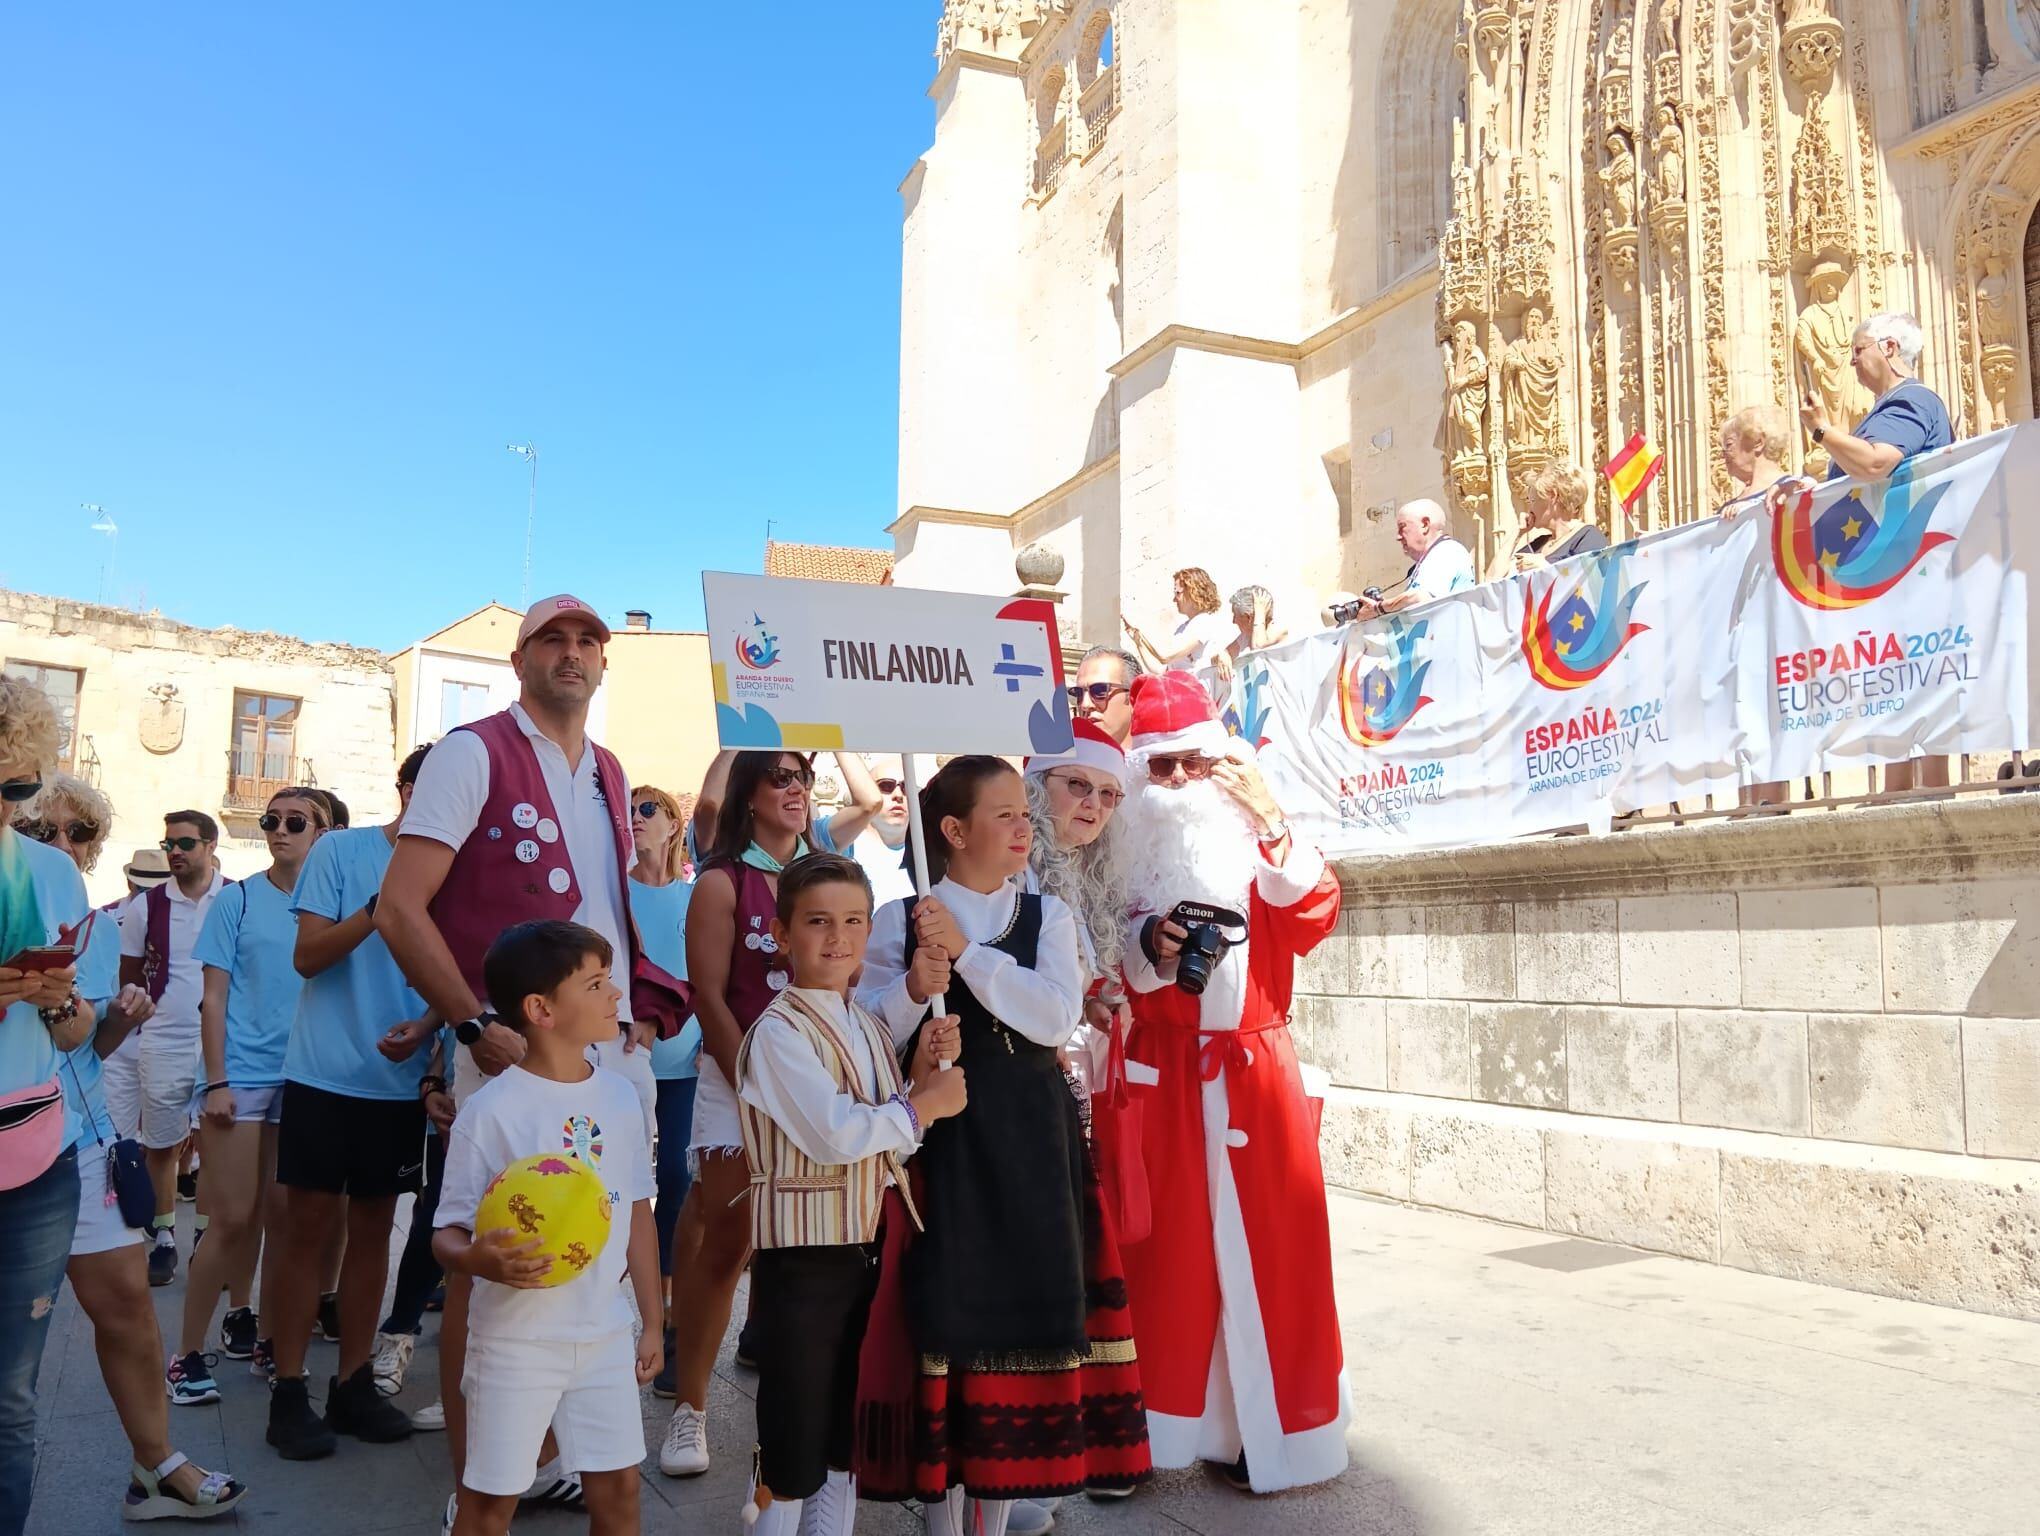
[797,1471,856,1536]
[967,1498,1013,1536]
[924,1486,969,1536]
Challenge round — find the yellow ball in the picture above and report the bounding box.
[475,1152,614,1288]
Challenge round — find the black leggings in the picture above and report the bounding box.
[379,1130,446,1336]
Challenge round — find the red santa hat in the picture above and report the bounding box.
[1127,669,1232,759]
[1023,718,1126,787]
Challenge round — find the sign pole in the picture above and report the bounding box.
[900,753,951,1068]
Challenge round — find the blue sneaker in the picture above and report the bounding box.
[167,1350,221,1407]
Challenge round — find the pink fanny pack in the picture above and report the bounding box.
[0,1077,65,1191]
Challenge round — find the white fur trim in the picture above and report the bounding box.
[1024,732,1126,786]
[1253,839,1326,909]
[1131,719,1232,760]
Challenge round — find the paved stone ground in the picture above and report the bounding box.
[27,1189,2040,1536]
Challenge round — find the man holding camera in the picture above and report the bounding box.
[1113,671,1349,1495]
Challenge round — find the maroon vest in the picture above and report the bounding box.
[704,858,786,1033]
[428,710,640,1007]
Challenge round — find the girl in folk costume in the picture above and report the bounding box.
[732,854,966,1536]
[660,751,815,1479]
[1114,671,1349,1494]
[857,757,1151,1536]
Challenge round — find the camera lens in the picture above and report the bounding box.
[1175,924,1217,996]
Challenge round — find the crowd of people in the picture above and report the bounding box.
[0,586,1350,1536]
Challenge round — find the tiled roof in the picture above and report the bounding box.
[763,540,894,585]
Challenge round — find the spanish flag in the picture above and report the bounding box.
[1604,432,1664,510]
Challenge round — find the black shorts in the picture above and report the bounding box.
[276,1081,427,1199]
[751,1243,881,1500]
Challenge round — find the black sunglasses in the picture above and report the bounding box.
[160,835,206,852]
[0,779,42,804]
[763,765,814,790]
[25,818,98,845]
[634,800,665,819]
[258,811,315,834]
[874,778,905,795]
[1068,682,1129,706]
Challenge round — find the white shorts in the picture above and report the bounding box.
[139,1030,202,1150]
[460,1329,644,1497]
[456,1036,656,1152]
[70,1143,144,1257]
[218,1083,283,1125]
[101,1035,142,1142]
[687,1062,741,1154]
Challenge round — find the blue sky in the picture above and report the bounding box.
[0,5,936,650]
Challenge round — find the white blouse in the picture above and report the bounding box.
[858,877,1085,1051]
[736,987,919,1167]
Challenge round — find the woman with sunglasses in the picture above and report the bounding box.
[168,788,330,1407]
[28,773,248,1522]
[626,784,697,1394]
[659,751,814,1479]
[0,676,98,1536]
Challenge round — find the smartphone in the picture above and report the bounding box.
[4,945,75,974]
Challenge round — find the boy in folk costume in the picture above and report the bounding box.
[735,854,967,1536]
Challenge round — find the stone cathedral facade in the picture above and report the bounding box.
[892,0,2040,630]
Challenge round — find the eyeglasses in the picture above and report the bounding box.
[1047,770,1124,808]
[634,801,665,820]
[160,836,206,852]
[763,765,814,791]
[1146,754,1216,782]
[0,779,42,804]
[1068,682,1129,707]
[873,778,905,795]
[258,811,315,834]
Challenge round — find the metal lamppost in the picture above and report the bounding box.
[84,504,118,603]
[506,443,538,604]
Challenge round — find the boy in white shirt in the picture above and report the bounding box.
[433,921,660,1536]
[735,854,966,1536]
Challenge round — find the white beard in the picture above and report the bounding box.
[1120,776,1260,919]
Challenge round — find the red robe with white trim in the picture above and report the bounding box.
[1117,844,1347,1493]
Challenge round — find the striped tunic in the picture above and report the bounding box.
[736,987,922,1250]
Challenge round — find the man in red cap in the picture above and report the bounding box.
[1112,669,1347,1494]
[377,594,664,1524]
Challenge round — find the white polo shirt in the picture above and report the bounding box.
[118,867,226,1036]
[403,703,637,1020]
[1407,536,1476,601]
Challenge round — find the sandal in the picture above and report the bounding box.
[123,1453,247,1521]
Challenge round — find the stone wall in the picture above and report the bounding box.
[1300,798,2040,1319]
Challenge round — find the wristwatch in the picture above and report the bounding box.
[454,1014,492,1046]
[1811,425,1826,445]
[1258,818,1291,845]
[363,893,378,920]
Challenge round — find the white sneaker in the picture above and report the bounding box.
[1006,1499,1057,1535]
[658,1403,710,1477]
[410,1399,446,1432]
[440,1493,456,1536]
[371,1331,415,1396]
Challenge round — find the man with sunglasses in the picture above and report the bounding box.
[1111,670,1349,1497]
[1069,645,1143,746]
[118,811,225,1288]
[813,752,915,908]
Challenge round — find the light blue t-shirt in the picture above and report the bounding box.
[194,872,304,1091]
[1,834,90,1151]
[60,900,128,1146]
[631,877,698,1080]
[283,827,427,1102]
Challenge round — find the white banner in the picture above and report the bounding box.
[1232,424,2038,855]
[701,573,1075,756]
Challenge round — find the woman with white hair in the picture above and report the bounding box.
[1796,309,1953,483]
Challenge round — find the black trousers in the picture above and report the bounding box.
[751,1242,881,1501]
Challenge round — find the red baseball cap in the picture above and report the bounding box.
[516,594,612,649]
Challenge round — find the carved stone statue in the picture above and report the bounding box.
[1795,262,1870,452]
[1446,321,1490,466]
[1652,107,1685,204]
[1976,251,2016,349]
[1606,15,1633,65]
[1783,0,1831,24]
[1601,132,1638,235]
[1656,0,1682,55]
[1503,304,1564,453]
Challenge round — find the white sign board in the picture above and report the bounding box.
[701,573,1076,756]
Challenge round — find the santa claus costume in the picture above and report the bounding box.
[1113,671,1350,1493]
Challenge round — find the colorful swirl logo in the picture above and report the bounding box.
[1770,463,1952,611]
[1336,617,1433,747]
[733,612,781,671]
[1520,548,1649,691]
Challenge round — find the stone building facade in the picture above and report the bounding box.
[895,0,2040,616]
